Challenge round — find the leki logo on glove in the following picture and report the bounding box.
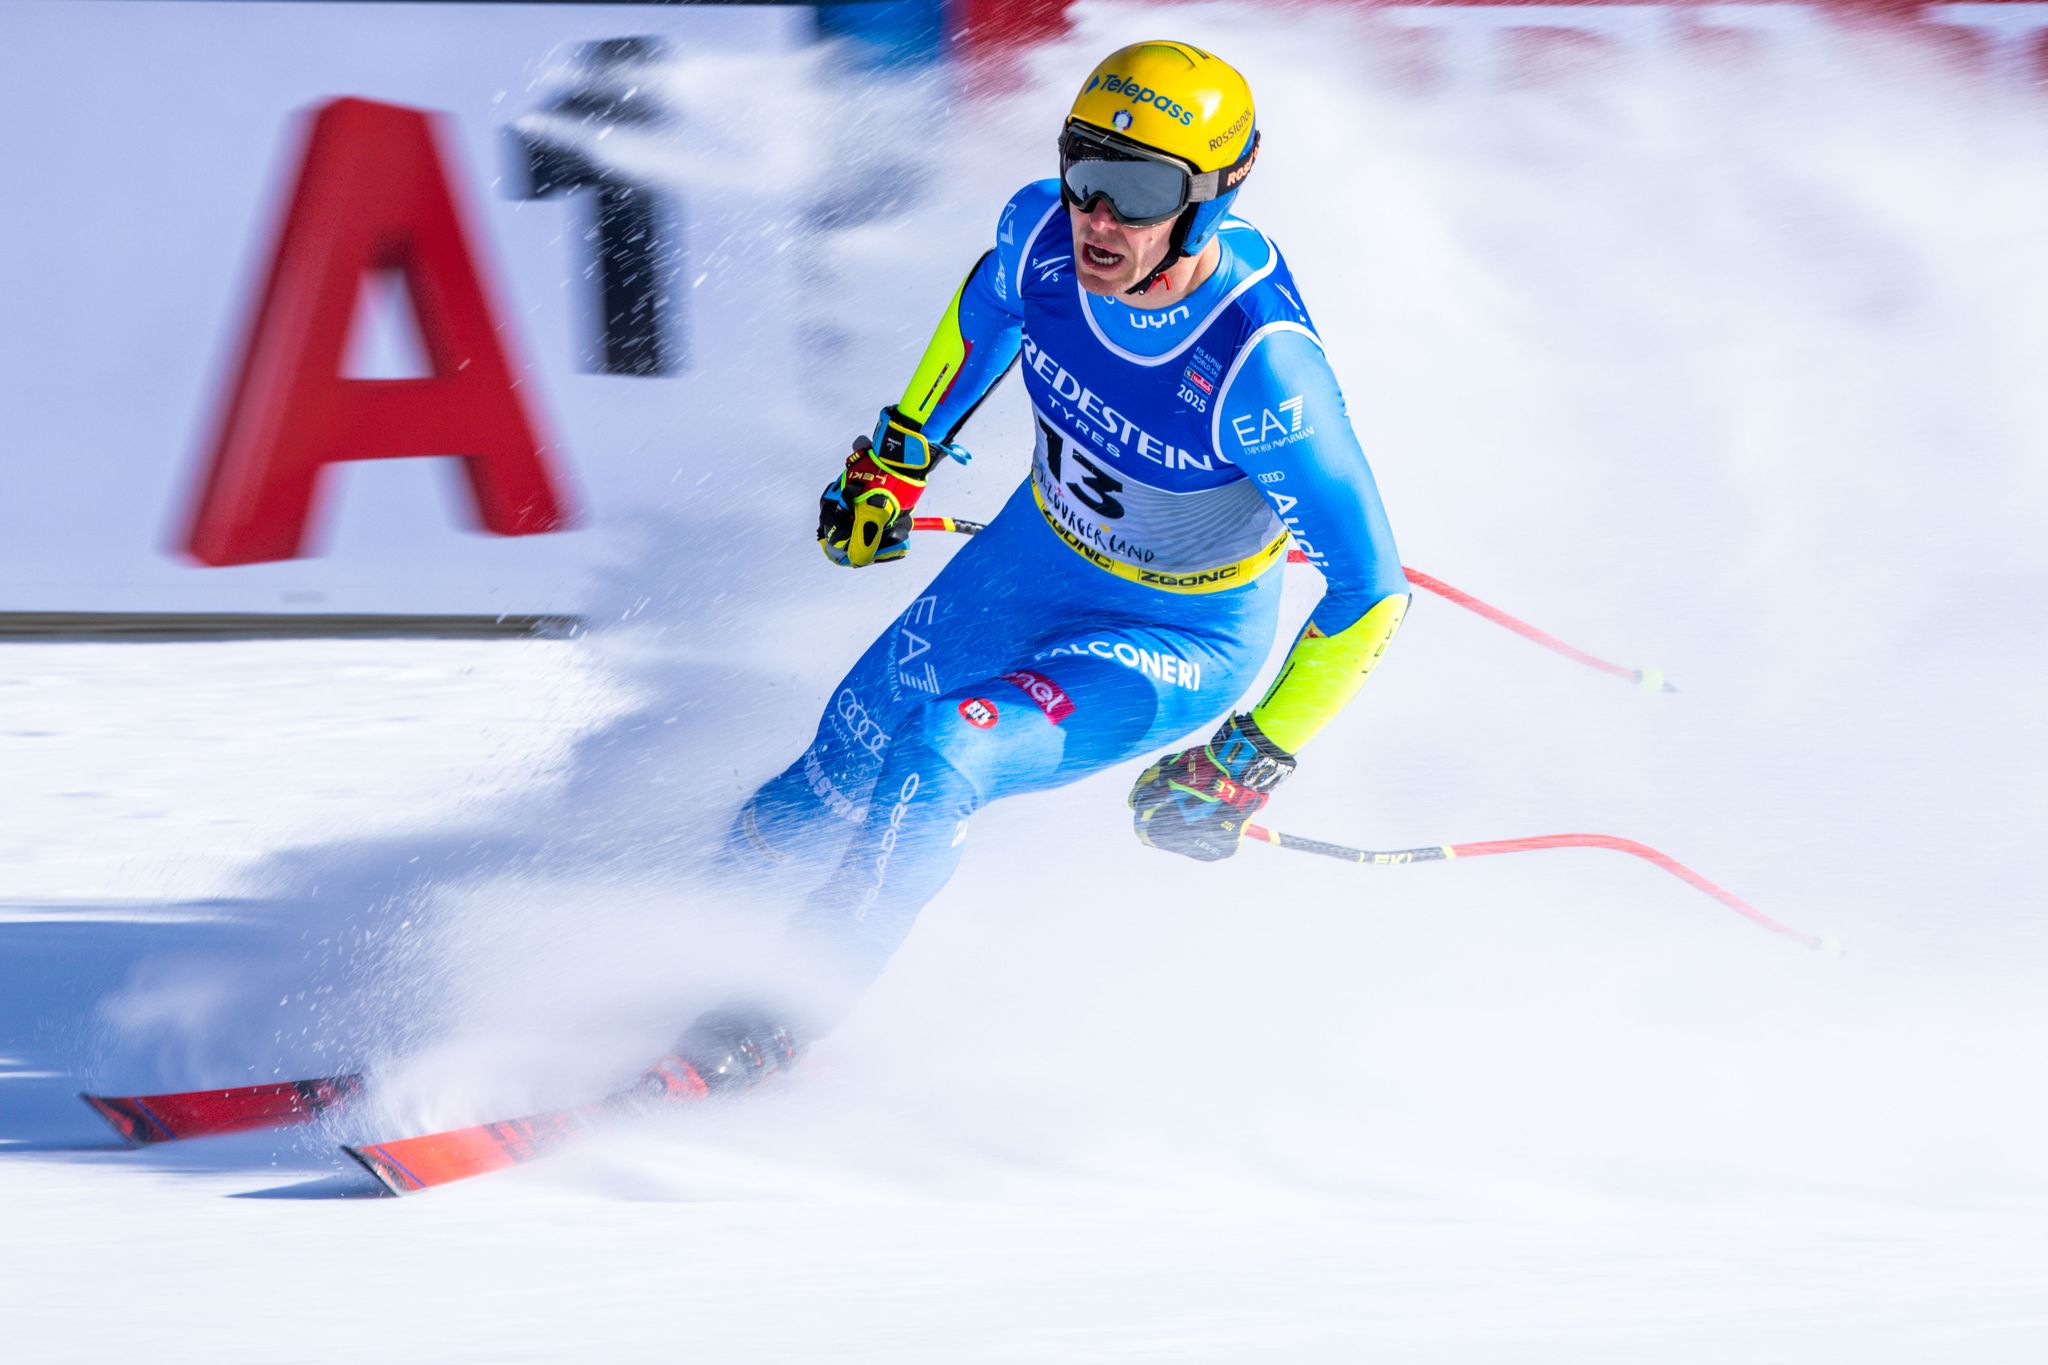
[958,698,1000,729]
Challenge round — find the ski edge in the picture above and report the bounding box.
[341,1141,420,1196]
[78,1091,170,1145]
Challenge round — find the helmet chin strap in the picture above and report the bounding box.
[1126,263,1175,297]
[1124,209,1194,298]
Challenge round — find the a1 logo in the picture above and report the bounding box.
[958,698,1000,729]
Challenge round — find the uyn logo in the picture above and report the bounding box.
[1125,303,1189,330]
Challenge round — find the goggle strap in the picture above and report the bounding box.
[1186,131,1260,205]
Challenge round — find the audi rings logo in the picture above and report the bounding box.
[833,688,890,755]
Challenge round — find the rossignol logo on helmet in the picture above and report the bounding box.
[1222,144,1259,190]
[1083,74,1197,127]
[1208,108,1251,152]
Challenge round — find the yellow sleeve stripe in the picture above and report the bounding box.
[898,270,974,427]
[1249,593,1408,755]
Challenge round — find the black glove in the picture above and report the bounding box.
[1128,713,1297,862]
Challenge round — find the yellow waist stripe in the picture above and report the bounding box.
[1030,481,1289,595]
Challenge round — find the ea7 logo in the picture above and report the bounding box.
[1230,396,1305,447]
[897,594,941,694]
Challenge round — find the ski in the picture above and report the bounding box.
[80,1074,365,1145]
[343,1055,711,1196]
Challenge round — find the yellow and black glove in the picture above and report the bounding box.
[819,407,961,567]
[1129,713,1297,862]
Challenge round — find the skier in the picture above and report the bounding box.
[724,40,1408,1030]
[91,41,1416,1174]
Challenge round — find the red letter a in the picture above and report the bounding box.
[186,98,572,566]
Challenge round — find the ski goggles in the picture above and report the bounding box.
[1058,121,1259,227]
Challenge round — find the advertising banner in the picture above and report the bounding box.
[1,1,2037,617]
[1,3,814,616]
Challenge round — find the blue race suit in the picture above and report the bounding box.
[733,181,1407,991]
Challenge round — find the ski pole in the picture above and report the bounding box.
[910,517,1673,694]
[903,521,1806,948]
[1242,823,1833,953]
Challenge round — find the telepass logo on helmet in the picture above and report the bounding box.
[1069,41,1255,175]
[1081,72,1199,127]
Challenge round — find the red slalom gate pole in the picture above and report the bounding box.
[911,517,1671,693]
[1241,823,1832,953]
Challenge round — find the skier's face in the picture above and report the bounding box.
[1069,201,1175,298]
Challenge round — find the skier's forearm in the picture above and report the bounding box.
[896,251,1023,443]
[1211,328,1408,753]
[1248,592,1407,754]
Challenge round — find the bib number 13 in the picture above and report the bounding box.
[1039,419,1125,520]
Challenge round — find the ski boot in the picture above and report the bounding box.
[637,1005,803,1102]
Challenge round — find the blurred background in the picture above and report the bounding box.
[2,2,2046,1361]
[0,0,1067,618]
[4,0,2042,620]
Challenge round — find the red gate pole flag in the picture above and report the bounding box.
[186,97,573,566]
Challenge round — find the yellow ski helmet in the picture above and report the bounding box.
[1061,41,1259,278]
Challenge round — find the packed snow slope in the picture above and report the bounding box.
[4,4,2047,1361]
